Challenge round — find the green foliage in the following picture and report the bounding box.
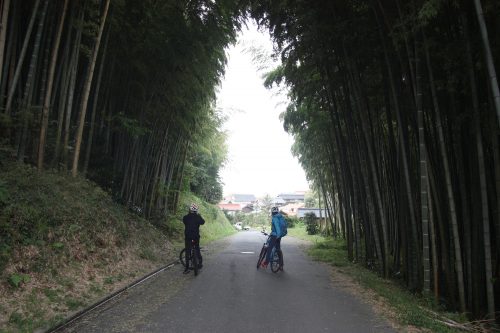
[304,212,318,235]
[418,0,443,24]
[308,240,349,267]
[114,113,151,138]
[260,194,273,214]
[165,191,235,244]
[186,109,228,204]
[304,190,318,207]
[0,113,12,128]
[65,298,85,311]
[9,312,24,325]
[43,288,60,302]
[223,210,234,222]
[8,273,31,288]
[233,211,269,228]
[284,215,298,228]
[51,242,64,250]
[139,246,156,261]
[250,0,500,319]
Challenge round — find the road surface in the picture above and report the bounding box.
[61,231,395,333]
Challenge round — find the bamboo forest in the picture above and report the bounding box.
[0,0,499,328]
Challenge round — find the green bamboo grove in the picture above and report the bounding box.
[251,0,499,320]
[1,0,499,322]
[0,0,243,217]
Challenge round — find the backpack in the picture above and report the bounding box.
[278,214,287,237]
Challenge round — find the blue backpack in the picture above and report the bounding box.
[278,214,287,237]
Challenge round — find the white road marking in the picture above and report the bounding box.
[240,251,254,254]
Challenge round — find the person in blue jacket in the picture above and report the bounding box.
[261,206,285,268]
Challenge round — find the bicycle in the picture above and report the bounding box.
[179,239,201,276]
[256,232,284,273]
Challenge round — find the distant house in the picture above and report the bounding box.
[280,202,305,216]
[272,197,286,206]
[277,193,305,203]
[297,208,329,219]
[224,194,257,206]
[218,203,242,215]
[242,204,254,213]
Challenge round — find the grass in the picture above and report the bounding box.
[165,191,236,246]
[0,156,235,333]
[287,221,327,244]
[290,224,468,333]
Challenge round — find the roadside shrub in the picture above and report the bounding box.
[223,211,234,222]
[304,212,319,235]
[284,216,299,228]
[8,273,30,288]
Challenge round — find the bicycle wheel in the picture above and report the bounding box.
[179,248,187,268]
[192,248,199,276]
[271,249,282,273]
[256,246,267,269]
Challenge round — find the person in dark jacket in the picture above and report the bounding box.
[182,203,205,274]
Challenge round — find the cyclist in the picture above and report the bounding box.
[261,206,285,269]
[182,203,205,274]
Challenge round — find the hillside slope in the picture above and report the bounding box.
[0,157,233,332]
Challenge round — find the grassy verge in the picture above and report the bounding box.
[0,158,234,333]
[289,224,468,333]
[163,191,236,246]
[287,221,327,244]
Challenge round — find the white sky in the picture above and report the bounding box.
[216,23,309,198]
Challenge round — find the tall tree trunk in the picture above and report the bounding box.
[37,0,68,169]
[424,33,465,304]
[63,3,85,168]
[17,0,48,162]
[0,0,10,85]
[0,0,16,108]
[491,120,500,280]
[374,6,419,284]
[464,14,495,318]
[83,26,110,174]
[473,0,500,128]
[5,0,40,115]
[72,0,110,177]
[415,33,429,292]
[474,99,495,320]
[428,175,439,300]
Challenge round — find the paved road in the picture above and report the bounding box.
[62,231,395,333]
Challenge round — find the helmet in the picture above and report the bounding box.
[271,206,279,214]
[189,203,199,213]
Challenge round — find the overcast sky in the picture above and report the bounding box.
[216,23,309,198]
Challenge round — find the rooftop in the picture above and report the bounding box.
[277,193,305,201]
[218,203,242,211]
[297,208,329,218]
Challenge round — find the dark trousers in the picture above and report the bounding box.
[265,236,281,262]
[185,237,202,268]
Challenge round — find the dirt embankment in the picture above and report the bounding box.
[0,161,177,332]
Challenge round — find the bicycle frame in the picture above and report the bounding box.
[179,239,201,276]
[257,232,283,273]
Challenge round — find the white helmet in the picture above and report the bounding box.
[271,206,279,214]
[189,203,199,213]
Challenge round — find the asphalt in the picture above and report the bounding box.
[60,231,396,333]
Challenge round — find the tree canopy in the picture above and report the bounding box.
[249,0,500,320]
